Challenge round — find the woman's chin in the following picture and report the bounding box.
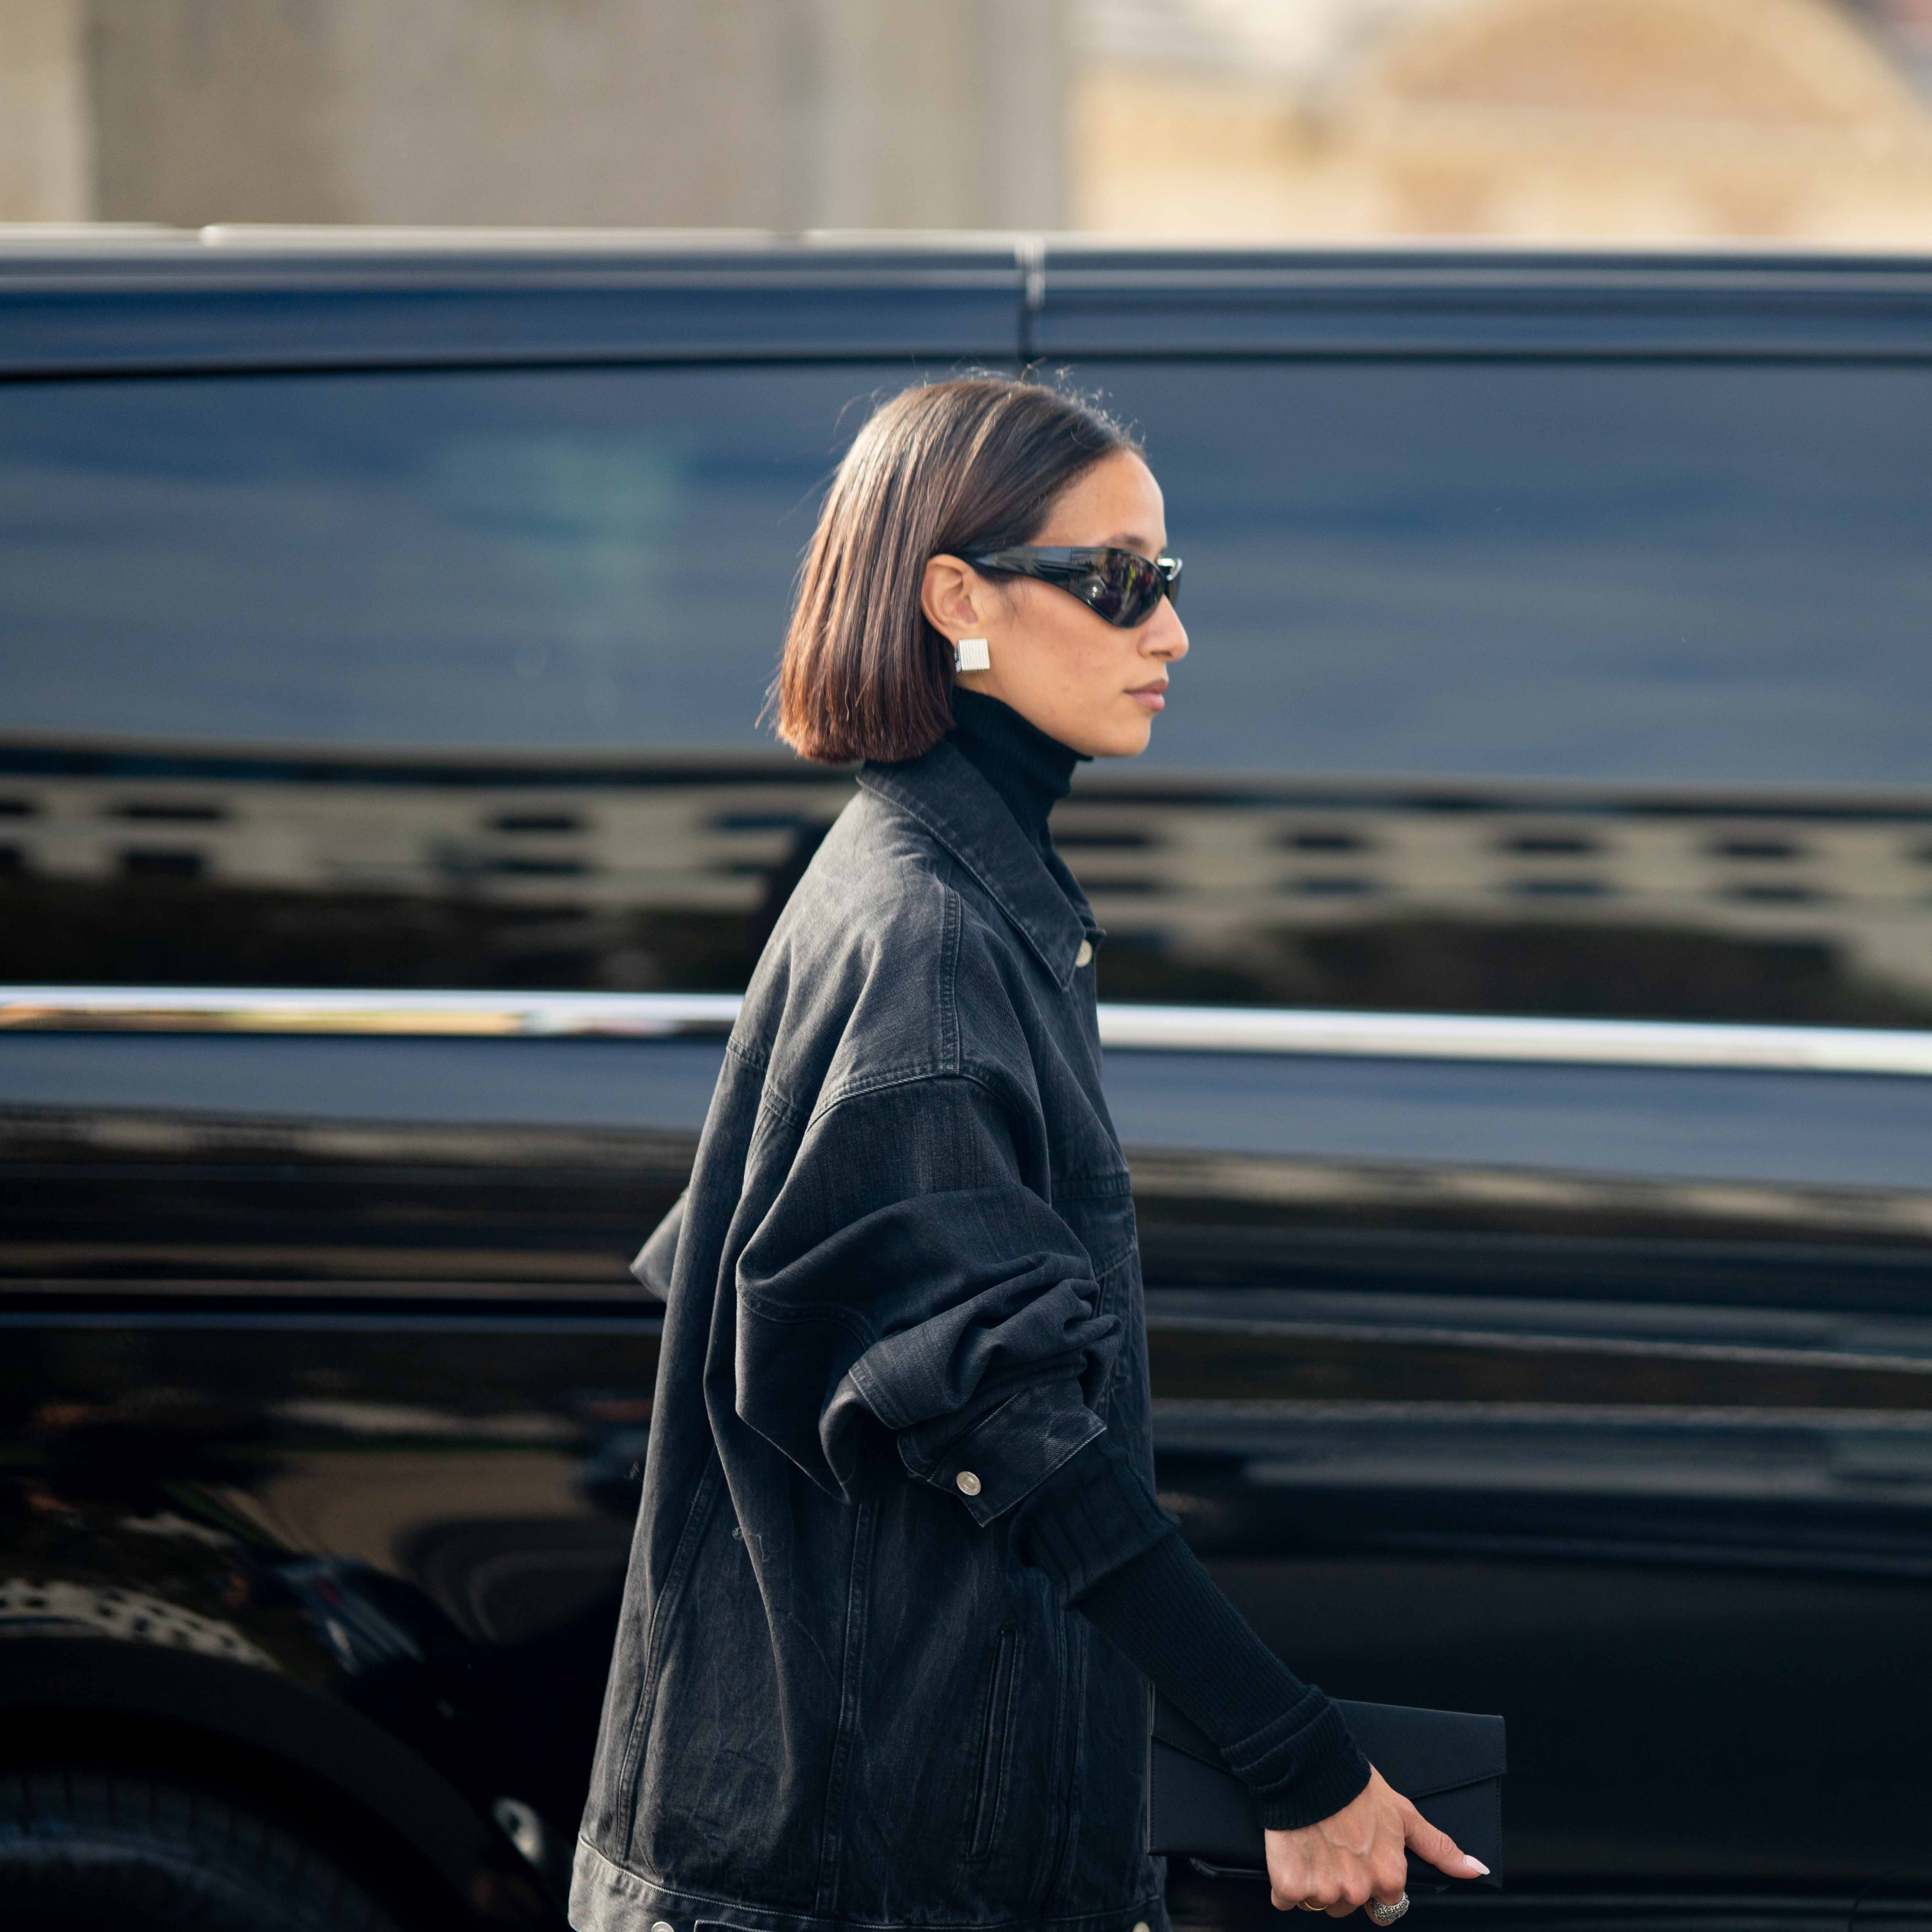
[1062,711,1156,760]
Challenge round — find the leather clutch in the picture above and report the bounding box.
[1151,1697,1505,1887]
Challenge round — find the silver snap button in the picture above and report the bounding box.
[1074,940,1093,968]
[652,1922,675,1932]
[955,1470,982,1497]
[1133,1922,1152,1932]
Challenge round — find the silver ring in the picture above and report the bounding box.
[1366,1896,1410,1926]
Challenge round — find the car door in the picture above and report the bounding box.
[1036,249,1932,1909]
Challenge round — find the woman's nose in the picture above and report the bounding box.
[1147,606,1188,660]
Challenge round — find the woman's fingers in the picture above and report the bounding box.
[1402,1799,1490,1881]
[1270,1854,1344,1914]
[1368,1851,1410,1908]
[1291,1865,1381,1916]
[1268,1778,1490,1916]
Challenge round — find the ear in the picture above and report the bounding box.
[920,553,990,643]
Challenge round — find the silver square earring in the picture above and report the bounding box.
[954,638,990,673]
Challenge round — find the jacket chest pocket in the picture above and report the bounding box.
[1056,1174,1142,1425]
[1055,1168,1137,1279]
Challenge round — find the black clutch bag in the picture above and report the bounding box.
[1152,1697,1505,1887]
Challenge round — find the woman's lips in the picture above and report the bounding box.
[1128,681,1168,712]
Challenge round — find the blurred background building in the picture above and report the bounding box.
[1076,0,1932,241]
[0,0,1068,231]
[6,0,1932,242]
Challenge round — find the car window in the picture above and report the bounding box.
[1021,355,1932,1027]
[6,351,1932,1025]
[0,363,912,751]
[1076,357,1932,789]
[0,363,907,992]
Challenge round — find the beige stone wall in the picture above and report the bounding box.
[0,0,1066,228]
[0,0,89,221]
[1073,0,1932,243]
[10,0,1928,244]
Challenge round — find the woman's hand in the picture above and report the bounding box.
[1264,1766,1489,1915]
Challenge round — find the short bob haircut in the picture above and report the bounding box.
[772,375,1137,764]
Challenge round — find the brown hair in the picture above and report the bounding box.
[771,375,1136,763]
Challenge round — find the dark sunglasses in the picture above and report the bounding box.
[960,545,1182,628]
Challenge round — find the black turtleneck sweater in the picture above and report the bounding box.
[948,684,1081,861]
[946,689,1372,1833]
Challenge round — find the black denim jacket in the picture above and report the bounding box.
[572,740,1167,1932]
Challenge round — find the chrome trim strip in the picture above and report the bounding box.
[0,987,742,1039]
[7,985,1932,1077]
[1096,1002,1932,1077]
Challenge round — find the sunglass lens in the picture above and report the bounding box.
[1076,568,1125,622]
[1072,551,1173,627]
[1112,554,1164,627]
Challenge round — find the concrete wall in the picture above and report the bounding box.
[0,0,1066,228]
[0,0,89,221]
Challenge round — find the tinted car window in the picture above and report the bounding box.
[1047,357,1932,1026]
[0,364,904,992]
[6,350,1932,1027]
[1,364,905,750]
[1088,358,1932,788]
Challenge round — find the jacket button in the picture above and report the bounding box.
[1075,940,1093,968]
[1133,1922,1151,1932]
[955,1470,982,1497]
[652,1922,675,1932]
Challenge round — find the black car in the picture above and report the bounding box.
[5,230,1932,1931]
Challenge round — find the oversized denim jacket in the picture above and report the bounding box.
[572,740,1167,1932]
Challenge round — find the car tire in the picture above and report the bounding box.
[0,1765,409,1932]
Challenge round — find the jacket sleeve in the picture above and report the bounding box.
[730,1073,1120,1523]
[629,1188,687,1302]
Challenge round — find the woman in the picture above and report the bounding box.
[572,377,1486,1932]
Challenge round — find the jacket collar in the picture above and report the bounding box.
[858,739,1096,991]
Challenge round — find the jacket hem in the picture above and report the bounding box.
[570,1836,1170,1932]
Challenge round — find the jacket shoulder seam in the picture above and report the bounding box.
[727,1033,809,1128]
[724,1033,769,1076]
[804,1061,977,1131]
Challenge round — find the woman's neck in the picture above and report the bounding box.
[947,686,1083,855]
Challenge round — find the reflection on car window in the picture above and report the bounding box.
[0,364,908,750]
[1086,357,1932,790]
[6,355,1932,1023]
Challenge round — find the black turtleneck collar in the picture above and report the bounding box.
[947,687,1084,860]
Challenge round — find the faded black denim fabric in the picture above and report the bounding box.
[572,739,1167,1932]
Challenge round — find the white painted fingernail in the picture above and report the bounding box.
[1464,1857,1490,1876]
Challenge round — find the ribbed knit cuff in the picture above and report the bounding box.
[1006,1432,1374,1832]
[1008,1428,1176,1602]
[1236,1694,1374,1831]
[1070,1521,1372,1833]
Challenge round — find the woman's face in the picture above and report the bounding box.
[922,449,1190,758]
